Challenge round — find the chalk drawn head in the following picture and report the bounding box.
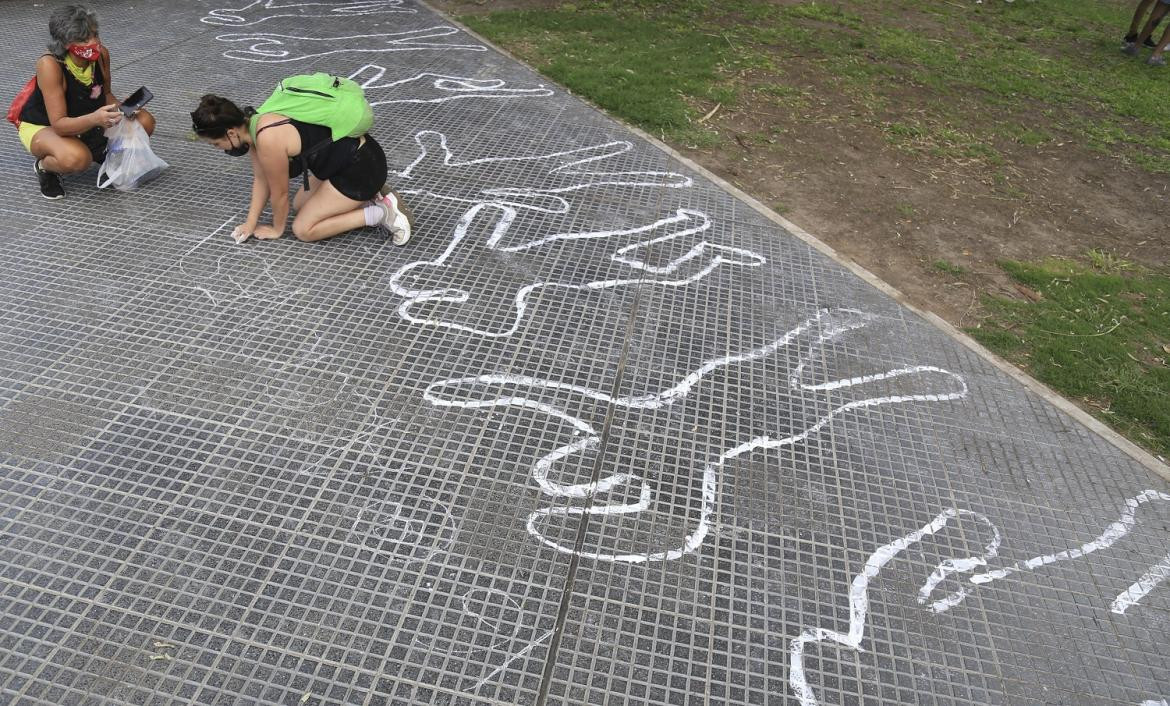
[348,487,460,570]
[190,94,255,155]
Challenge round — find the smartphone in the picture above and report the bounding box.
[119,86,153,117]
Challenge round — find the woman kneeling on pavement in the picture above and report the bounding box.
[19,4,156,199]
[190,95,413,244]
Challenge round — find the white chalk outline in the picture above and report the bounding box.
[348,66,553,106]
[425,308,969,563]
[390,204,764,337]
[215,27,485,62]
[915,489,1170,615]
[177,215,272,306]
[1112,550,1170,615]
[348,488,459,570]
[789,507,992,706]
[393,130,692,215]
[202,0,415,26]
[793,491,1170,704]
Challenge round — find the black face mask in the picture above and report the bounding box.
[224,133,249,157]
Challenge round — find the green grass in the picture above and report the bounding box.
[461,7,734,140]
[969,258,1170,457]
[462,0,1170,171]
[932,259,966,276]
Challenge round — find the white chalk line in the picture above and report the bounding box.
[793,491,1170,703]
[215,27,486,62]
[468,628,554,692]
[968,490,1170,587]
[426,308,969,563]
[349,67,552,106]
[790,507,988,706]
[349,489,459,570]
[1112,550,1170,615]
[176,214,249,305]
[202,0,414,26]
[393,130,692,217]
[914,489,1170,616]
[390,205,762,338]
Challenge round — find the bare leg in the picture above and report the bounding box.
[1129,0,1158,37]
[292,174,323,212]
[1138,3,1170,46]
[134,108,156,136]
[29,130,92,174]
[1151,22,1170,60]
[290,179,367,242]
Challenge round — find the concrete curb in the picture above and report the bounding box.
[423,1,1170,483]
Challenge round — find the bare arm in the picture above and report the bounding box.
[36,56,111,135]
[99,47,116,105]
[244,146,271,231]
[256,127,293,238]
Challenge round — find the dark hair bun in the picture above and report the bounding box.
[190,94,248,138]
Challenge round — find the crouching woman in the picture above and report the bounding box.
[190,94,412,244]
[19,4,156,199]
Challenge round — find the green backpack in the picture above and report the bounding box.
[249,73,375,189]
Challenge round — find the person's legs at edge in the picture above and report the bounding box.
[1127,0,1158,47]
[1149,20,1170,63]
[1137,1,1170,51]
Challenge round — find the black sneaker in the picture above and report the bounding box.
[33,160,64,200]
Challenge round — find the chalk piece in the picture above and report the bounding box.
[152,641,175,650]
[300,692,311,704]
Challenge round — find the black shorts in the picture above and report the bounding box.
[79,126,108,164]
[329,135,387,202]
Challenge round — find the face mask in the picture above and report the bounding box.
[67,42,101,62]
[224,133,249,157]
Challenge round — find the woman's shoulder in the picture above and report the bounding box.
[254,113,300,153]
[256,112,287,126]
[34,54,62,73]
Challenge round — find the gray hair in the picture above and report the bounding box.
[47,5,99,58]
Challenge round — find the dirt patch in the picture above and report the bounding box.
[428,0,1170,326]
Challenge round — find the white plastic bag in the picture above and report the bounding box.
[96,118,168,190]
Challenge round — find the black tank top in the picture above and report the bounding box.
[21,54,106,126]
[256,118,360,182]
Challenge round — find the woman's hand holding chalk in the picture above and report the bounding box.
[230,224,253,244]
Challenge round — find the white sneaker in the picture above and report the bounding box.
[376,190,414,246]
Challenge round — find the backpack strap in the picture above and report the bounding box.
[255,118,332,193]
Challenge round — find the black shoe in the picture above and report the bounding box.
[1127,32,1161,48]
[33,160,64,200]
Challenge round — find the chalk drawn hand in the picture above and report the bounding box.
[425,308,969,563]
[790,491,1170,706]
[394,130,692,215]
[202,0,415,26]
[788,508,999,706]
[915,489,1170,617]
[348,66,554,107]
[389,205,764,337]
[214,27,485,63]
